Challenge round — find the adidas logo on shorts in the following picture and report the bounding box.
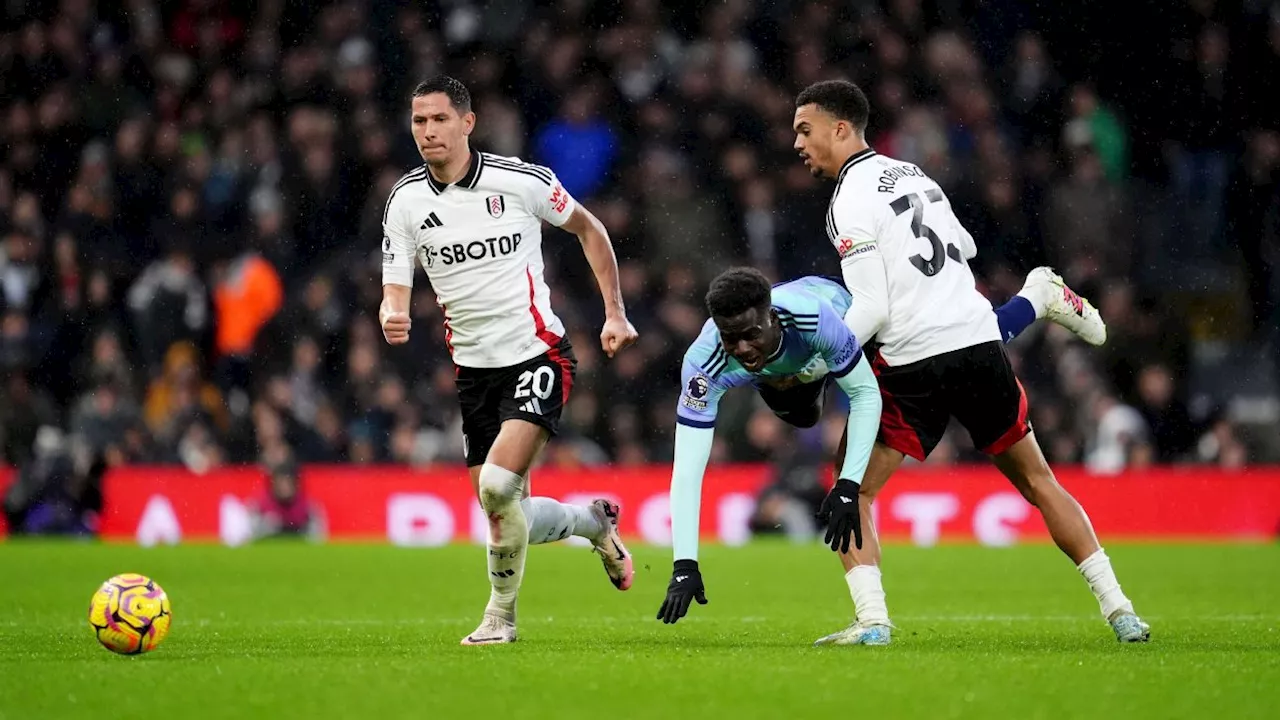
[518,398,544,415]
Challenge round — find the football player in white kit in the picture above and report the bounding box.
[380,76,639,645]
[791,80,1149,645]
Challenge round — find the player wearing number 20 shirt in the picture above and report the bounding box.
[382,146,582,456]
[380,76,639,647]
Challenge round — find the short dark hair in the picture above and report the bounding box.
[796,80,870,133]
[412,75,472,113]
[705,267,772,319]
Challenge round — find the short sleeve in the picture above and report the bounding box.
[806,298,864,379]
[381,190,417,287]
[525,165,577,227]
[676,353,731,429]
[827,184,882,263]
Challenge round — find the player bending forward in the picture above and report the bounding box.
[380,76,639,645]
[656,270,882,624]
[655,266,1067,625]
[792,79,1148,645]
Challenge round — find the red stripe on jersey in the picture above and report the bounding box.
[436,299,454,357]
[547,342,574,404]
[525,267,572,403]
[525,266,561,349]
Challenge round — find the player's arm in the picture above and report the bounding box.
[534,174,637,357]
[934,187,978,260]
[809,299,883,553]
[560,206,630,346]
[379,195,416,345]
[830,199,890,346]
[953,215,978,260]
[658,356,728,625]
[380,285,411,344]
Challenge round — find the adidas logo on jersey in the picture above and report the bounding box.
[420,212,444,229]
[518,398,544,415]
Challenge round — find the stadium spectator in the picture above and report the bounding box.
[1167,22,1238,258]
[69,374,144,464]
[1044,146,1133,282]
[1085,393,1153,474]
[142,341,228,448]
[0,368,58,468]
[212,246,284,393]
[532,80,619,201]
[1,428,105,536]
[127,239,208,373]
[1062,83,1129,183]
[1226,129,1280,333]
[1134,363,1198,462]
[247,455,326,541]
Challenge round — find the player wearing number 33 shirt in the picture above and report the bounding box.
[790,80,1147,648]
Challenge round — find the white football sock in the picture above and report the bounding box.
[846,565,890,625]
[1017,282,1050,319]
[522,497,604,544]
[477,464,528,621]
[1077,548,1134,620]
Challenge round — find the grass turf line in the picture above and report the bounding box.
[0,541,1277,720]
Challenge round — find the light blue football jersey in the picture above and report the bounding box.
[676,276,863,428]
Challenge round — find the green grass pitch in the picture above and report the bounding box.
[1,540,1277,719]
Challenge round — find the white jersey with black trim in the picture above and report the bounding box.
[827,148,999,366]
[381,150,577,368]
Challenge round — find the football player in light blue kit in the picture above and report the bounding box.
[656,268,880,624]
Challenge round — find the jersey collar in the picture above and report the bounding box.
[426,149,485,194]
[837,147,877,182]
[765,319,786,363]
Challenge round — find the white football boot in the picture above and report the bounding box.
[460,612,518,646]
[1109,611,1151,643]
[589,499,634,591]
[813,620,893,647]
[1021,267,1107,346]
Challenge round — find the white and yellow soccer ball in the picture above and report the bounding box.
[88,573,172,655]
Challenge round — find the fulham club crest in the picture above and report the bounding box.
[486,195,505,218]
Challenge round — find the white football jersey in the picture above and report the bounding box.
[382,150,577,368]
[827,148,999,366]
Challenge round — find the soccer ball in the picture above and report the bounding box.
[88,573,172,655]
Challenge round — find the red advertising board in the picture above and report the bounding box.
[2,464,1272,546]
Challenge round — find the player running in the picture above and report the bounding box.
[792,79,1148,645]
[380,76,639,645]
[656,269,882,624]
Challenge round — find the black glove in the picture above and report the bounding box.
[657,559,707,624]
[817,478,863,553]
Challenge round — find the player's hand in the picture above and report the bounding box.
[657,559,707,624]
[381,311,411,345]
[817,478,863,553]
[600,315,638,358]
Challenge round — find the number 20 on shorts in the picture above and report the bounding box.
[514,367,555,400]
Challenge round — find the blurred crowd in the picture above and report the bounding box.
[2,0,1279,515]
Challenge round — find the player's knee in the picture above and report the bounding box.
[1010,468,1056,507]
[859,482,882,503]
[477,463,523,510]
